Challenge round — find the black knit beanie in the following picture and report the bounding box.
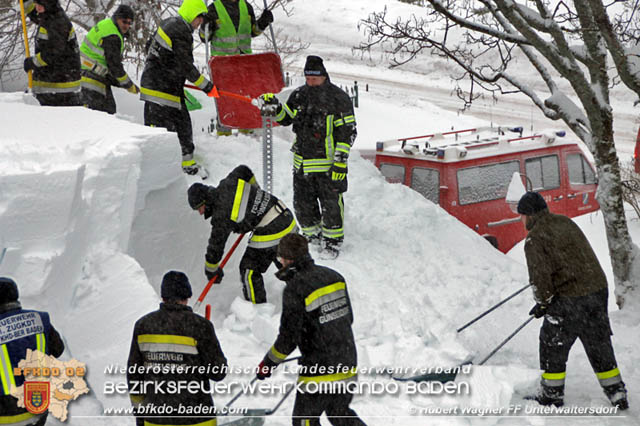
[161,271,193,300]
[304,55,328,77]
[188,183,211,209]
[517,191,548,215]
[113,4,135,21]
[0,277,19,304]
[34,0,60,10]
[278,234,309,261]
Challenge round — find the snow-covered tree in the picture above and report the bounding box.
[359,0,640,308]
[1,0,296,85]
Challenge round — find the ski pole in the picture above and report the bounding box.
[394,316,534,384]
[19,0,32,89]
[477,316,535,365]
[456,283,531,333]
[184,84,253,103]
[193,234,245,313]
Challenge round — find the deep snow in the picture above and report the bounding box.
[1,0,639,425]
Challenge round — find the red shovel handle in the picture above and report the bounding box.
[184,84,253,103]
[193,234,245,312]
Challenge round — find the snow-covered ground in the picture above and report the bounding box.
[1,1,639,425]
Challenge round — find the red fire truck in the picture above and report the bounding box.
[374,126,600,252]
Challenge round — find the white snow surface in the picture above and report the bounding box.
[1,0,639,424]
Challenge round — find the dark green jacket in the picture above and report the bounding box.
[524,209,607,304]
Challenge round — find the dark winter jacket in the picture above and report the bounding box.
[262,255,358,383]
[80,18,134,90]
[0,302,65,424]
[276,79,357,174]
[141,15,211,110]
[524,209,608,304]
[29,5,81,95]
[202,165,296,271]
[126,303,227,425]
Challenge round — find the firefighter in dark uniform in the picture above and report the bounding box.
[127,271,227,426]
[79,4,139,114]
[140,0,214,176]
[518,192,629,409]
[198,0,274,136]
[187,165,298,304]
[256,234,366,426]
[22,0,81,106]
[259,56,357,258]
[0,277,65,426]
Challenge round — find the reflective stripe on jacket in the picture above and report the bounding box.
[210,0,252,55]
[276,80,357,173]
[141,16,211,110]
[80,18,123,75]
[31,7,81,94]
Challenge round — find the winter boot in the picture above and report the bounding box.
[603,382,629,410]
[182,161,209,179]
[320,238,342,260]
[524,384,564,407]
[304,234,322,249]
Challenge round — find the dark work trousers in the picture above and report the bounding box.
[293,171,344,243]
[35,92,81,107]
[540,288,618,376]
[292,387,366,426]
[144,99,194,157]
[82,86,116,114]
[239,246,278,304]
[239,210,294,303]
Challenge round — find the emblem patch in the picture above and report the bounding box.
[25,381,50,414]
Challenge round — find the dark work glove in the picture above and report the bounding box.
[257,10,274,30]
[256,360,274,380]
[330,162,348,181]
[260,93,280,106]
[203,81,214,95]
[329,162,348,193]
[23,57,36,72]
[529,303,547,318]
[205,267,224,283]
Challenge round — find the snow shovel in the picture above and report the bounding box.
[193,234,245,313]
[184,89,203,111]
[221,357,301,426]
[221,380,296,426]
[456,283,531,333]
[394,316,535,383]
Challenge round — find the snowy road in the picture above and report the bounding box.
[326,68,639,160]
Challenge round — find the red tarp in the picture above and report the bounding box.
[209,52,285,129]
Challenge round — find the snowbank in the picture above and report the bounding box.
[1,85,636,424]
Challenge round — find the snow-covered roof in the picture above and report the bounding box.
[376,126,579,163]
